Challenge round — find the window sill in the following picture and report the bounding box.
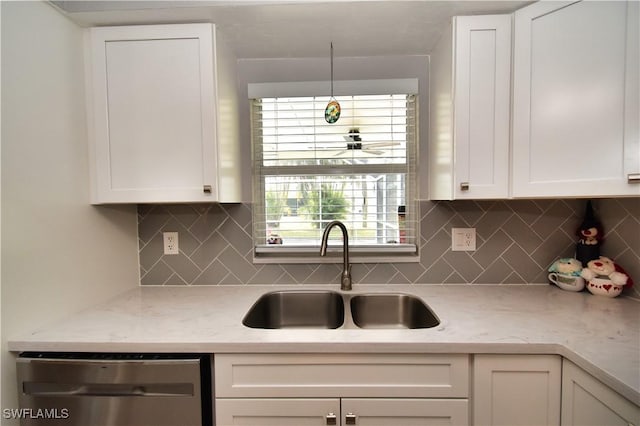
[253,244,419,264]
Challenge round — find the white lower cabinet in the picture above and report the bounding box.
[216,398,340,426]
[561,359,640,426]
[214,354,470,425]
[216,398,468,426]
[473,355,561,426]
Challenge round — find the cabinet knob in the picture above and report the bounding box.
[203,185,213,194]
[460,182,470,191]
[628,174,640,184]
[345,413,357,425]
[325,413,337,425]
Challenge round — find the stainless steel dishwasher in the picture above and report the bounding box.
[16,353,212,426]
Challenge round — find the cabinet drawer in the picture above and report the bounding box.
[214,353,469,398]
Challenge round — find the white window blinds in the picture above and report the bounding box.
[252,92,418,261]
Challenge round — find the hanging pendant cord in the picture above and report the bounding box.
[330,42,334,97]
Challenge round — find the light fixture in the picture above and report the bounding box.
[324,42,340,124]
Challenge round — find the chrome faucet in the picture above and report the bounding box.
[320,220,352,291]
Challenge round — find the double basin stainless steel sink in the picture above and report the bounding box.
[242,290,440,329]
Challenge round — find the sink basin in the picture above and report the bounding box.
[350,293,440,329]
[243,291,345,329]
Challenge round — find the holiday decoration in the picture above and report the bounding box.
[548,258,585,291]
[581,256,629,297]
[575,200,603,266]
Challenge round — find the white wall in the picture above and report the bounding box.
[236,55,430,201]
[0,1,140,418]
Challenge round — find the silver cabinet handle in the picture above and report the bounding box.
[628,174,640,183]
[345,413,357,425]
[203,185,213,194]
[460,182,470,191]
[325,413,337,425]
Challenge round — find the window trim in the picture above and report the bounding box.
[250,80,420,264]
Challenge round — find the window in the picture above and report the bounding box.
[251,82,418,262]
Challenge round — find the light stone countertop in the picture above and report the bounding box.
[8,284,640,405]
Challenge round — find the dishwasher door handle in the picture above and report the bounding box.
[23,382,194,397]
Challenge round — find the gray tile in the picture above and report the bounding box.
[421,202,454,239]
[359,264,399,284]
[509,200,543,223]
[531,230,575,269]
[190,231,229,270]
[190,204,228,242]
[305,264,342,284]
[617,197,640,216]
[531,269,549,284]
[443,251,483,282]
[502,244,544,283]
[193,260,230,285]
[473,230,513,268]
[220,273,243,285]
[351,264,372,284]
[503,272,527,284]
[248,264,287,284]
[281,264,315,282]
[218,217,253,256]
[450,200,485,226]
[138,204,155,218]
[166,204,201,228]
[218,246,259,283]
[138,206,171,243]
[163,253,201,283]
[613,249,640,288]
[394,262,427,283]
[274,271,299,285]
[223,203,253,228]
[140,233,164,270]
[614,216,640,257]
[531,200,575,241]
[595,199,627,230]
[420,229,450,266]
[502,215,542,254]
[389,272,411,284]
[443,271,465,284]
[165,274,188,286]
[141,260,173,285]
[474,258,512,284]
[417,258,454,283]
[475,201,513,240]
[602,230,631,260]
[138,200,634,287]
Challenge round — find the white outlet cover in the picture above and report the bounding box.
[163,232,179,255]
[451,228,476,251]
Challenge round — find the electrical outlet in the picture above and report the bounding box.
[163,232,179,255]
[451,228,476,251]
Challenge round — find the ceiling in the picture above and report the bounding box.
[51,0,532,59]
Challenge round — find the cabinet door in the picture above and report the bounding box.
[429,15,511,200]
[216,398,340,426]
[512,1,640,197]
[86,24,219,203]
[215,353,469,398]
[453,15,512,199]
[561,360,640,426]
[473,355,561,426]
[342,398,468,426]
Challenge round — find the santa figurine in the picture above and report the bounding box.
[575,200,603,266]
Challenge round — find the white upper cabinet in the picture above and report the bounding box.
[85,24,241,204]
[512,1,640,198]
[429,15,512,200]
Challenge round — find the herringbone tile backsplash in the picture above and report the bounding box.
[138,198,640,298]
